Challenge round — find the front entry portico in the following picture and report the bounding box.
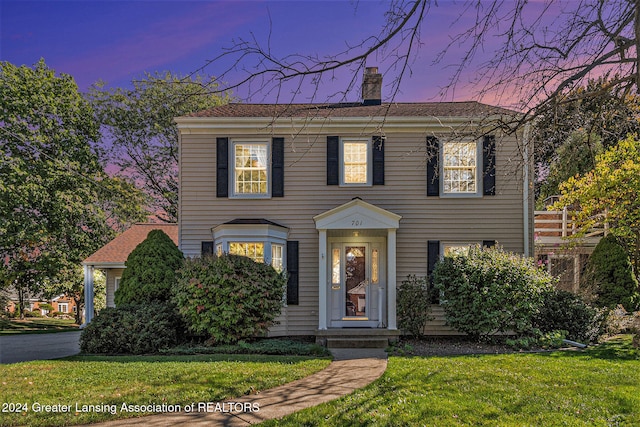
[313,198,401,330]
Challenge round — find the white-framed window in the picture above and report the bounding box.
[114,277,121,292]
[341,138,372,186]
[442,141,480,196]
[442,242,476,258]
[231,140,270,197]
[58,303,69,313]
[212,221,288,272]
[229,242,265,263]
[271,244,284,272]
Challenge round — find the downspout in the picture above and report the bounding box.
[523,123,532,257]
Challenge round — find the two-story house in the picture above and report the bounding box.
[175,67,532,342]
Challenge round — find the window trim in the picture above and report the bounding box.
[212,222,288,269]
[229,139,272,199]
[340,137,373,187]
[440,140,482,198]
[441,242,479,258]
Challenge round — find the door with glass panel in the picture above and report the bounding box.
[329,241,384,327]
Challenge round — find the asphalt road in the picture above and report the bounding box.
[0,330,81,364]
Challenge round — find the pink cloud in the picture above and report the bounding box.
[59,3,264,86]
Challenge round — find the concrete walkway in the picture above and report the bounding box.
[84,348,387,427]
[0,330,81,364]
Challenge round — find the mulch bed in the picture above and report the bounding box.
[392,337,537,356]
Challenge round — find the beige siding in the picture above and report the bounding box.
[179,126,526,336]
[105,268,124,308]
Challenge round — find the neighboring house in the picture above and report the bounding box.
[3,292,77,316]
[81,223,178,326]
[534,197,607,293]
[174,67,532,340]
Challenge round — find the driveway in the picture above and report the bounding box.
[0,330,81,364]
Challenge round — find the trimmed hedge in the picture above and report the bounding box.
[80,303,184,354]
[434,245,555,340]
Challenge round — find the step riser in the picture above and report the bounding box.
[325,338,389,349]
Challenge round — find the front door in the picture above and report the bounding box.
[329,240,385,327]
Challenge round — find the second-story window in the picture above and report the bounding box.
[232,141,270,197]
[341,138,371,186]
[442,141,479,195]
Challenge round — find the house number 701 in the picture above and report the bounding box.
[351,219,363,227]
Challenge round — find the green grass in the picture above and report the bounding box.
[0,354,330,427]
[264,336,640,427]
[0,317,78,335]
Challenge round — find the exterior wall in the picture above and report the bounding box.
[179,119,526,336]
[105,268,125,308]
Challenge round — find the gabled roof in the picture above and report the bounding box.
[83,223,178,266]
[188,101,517,118]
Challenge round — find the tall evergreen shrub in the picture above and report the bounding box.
[581,234,639,311]
[114,230,183,305]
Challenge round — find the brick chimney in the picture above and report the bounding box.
[362,67,382,106]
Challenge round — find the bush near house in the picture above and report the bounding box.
[80,303,184,354]
[581,234,639,311]
[114,229,184,306]
[82,230,185,354]
[434,246,555,341]
[397,275,432,337]
[174,254,287,344]
[533,289,602,343]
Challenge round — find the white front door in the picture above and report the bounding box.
[329,239,385,328]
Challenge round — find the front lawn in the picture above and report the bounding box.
[0,354,330,427]
[0,317,78,335]
[264,336,640,426]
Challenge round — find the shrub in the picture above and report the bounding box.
[80,303,184,354]
[397,275,432,337]
[533,289,600,343]
[581,234,639,311]
[433,245,555,341]
[174,254,287,344]
[24,310,42,318]
[114,230,183,306]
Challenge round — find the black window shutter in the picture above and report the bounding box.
[272,137,284,197]
[426,136,439,196]
[216,137,229,198]
[327,136,339,185]
[483,135,496,196]
[201,241,214,257]
[286,241,299,305]
[427,240,441,303]
[482,240,496,249]
[372,135,385,185]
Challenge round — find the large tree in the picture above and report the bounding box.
[0,60,147,316]
[555,135,640,274]
[88,72,230,223]
[195,1,639,128]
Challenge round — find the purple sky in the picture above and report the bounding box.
[1,0,555,106]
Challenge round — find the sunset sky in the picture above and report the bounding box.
[1,0,557,105]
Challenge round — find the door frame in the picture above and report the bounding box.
[314,198,401,331]
[328,237,386,328]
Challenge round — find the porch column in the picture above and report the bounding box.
[81,264,94,328]
[387,228,397,330]
[318,229,328,330]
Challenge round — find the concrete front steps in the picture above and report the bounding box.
[316,329,400,349]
